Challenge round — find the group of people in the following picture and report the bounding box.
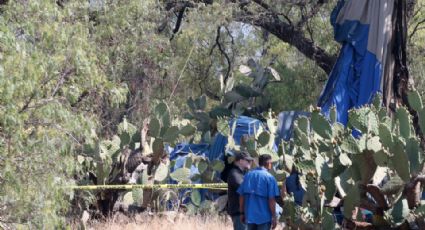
[226,152,285,230]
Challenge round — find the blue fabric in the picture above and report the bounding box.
[169,143,210,204]
[318,18,382,125]
[209,116,263,161]
[330,0,345,29]
[169,143,209,160]
[209,133,227,160]
[319,1,392,222]
[237,167,280,225]
[333,208,344,225]
[230,116,262,145]
[277,111,310,141]
[285,172,305,206]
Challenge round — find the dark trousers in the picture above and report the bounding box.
[231,215,248,230]
[247,222,271,230]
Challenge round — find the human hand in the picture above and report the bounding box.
[280,182,287,198]
[272,216,277,229]
[240,214,245,224]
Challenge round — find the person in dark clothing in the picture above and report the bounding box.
[285,168,305,206]
[227,151,253,230]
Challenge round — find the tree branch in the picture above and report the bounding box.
[210,26,232,83]
[163,0,418,77]
[19,92,36,113]
[164,0,336,74]
[170,3,189,40]
[237,11,336,74]
[296,1,323,29]
[409,18,425,40]
[51,67,75,97]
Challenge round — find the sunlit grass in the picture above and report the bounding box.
[88,212,233,230]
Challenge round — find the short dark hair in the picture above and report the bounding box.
[259,154,272,167]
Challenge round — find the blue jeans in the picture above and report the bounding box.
[231,215,247,230]
[247,222,271,230]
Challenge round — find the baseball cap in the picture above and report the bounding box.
[234,151,254,161]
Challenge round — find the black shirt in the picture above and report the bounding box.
[227,165,245,216]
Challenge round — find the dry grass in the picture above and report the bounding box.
[88,212,233,230]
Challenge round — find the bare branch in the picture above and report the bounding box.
[19,92,36,113]
[170,2,191,40]
[224,26,235,45]
[252,0,293,25]
[164,0,336,74]
[410,2,423,19]
[252,0,272,11]
[237,11,336,74]
[210,26,232,83]
[409,18,425,40]
[51,67,75,97]
[296,1,323,29]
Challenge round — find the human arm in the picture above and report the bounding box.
[237,176,246,223]
[268,198,277,229]
[276,181,287,207]
[239,195,245,223]
[228,169,244,189]
[267,177,280,229]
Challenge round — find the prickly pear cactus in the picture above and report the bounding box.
[279,91,425,229]
[78,117,143,185]
[78,102,200,214]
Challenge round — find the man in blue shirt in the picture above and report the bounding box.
[237,154,280,230]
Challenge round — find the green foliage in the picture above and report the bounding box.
[343,185,361,219]
[1,0,424,227]
[190,189,202,206]
[0,0,177,225]
[407,90,423,112]
[0,0,122,227]
[311,109,332,139]
[257,131,270,147]
[154,163,169,183]
[211,160,225,172]
[279,90,425,228]
[389,198,410,226]
[396,107,412,139]
[408,0,425,95]
[265,61,325,112]
[180,124,196,137]
[170,168,191,183]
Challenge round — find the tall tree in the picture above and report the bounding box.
[162,0,421,98]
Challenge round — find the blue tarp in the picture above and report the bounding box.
[316,0,397,222]
[277,111,310,141]
[209,116,262,160]
[168,143,211,205]
[169,143,209,160]
[286,0,396,207]
[169,115,310,206]
[276,112,309,205]
[318,0,394,125]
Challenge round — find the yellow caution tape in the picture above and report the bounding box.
[66,183,227,190]
[66,182,284,190]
